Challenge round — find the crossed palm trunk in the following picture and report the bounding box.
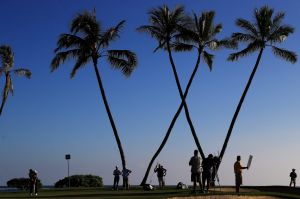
[140,43,204,185]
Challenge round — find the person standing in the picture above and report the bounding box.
[122,167,132,190]
[154,164,167,189]
[234,156,248,194]
[113,166,122,190]
[189,150,202,193]
[289,169,297,187]
[202,154,214,193]
[29,169,38,196]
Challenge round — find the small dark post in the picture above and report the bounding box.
[65,154,71,188]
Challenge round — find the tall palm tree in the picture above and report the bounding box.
[138,6,235,185]
[51,11,137,170]
[0,45,32,116]
[218,6,297,169]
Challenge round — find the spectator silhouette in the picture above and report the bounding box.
[154,164,167,189]
[290,169,297,187]
[29,169,38,197]
[234,155,248,194]
[189,150,202,193]
[113,166,122,190]
[122,167,132,190]
[202,154,214,192]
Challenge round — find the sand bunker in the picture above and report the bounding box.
[169,196,281,199]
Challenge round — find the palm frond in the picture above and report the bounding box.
[254,6,274,37]
[236,18,258,37]
[107,50,137,77]
[228,41,262,61]
[70,55,91,78]
[70,11,100,36]
[271,12,285,31]
[54,34,86,52]
[210,23,222,38]
[272,46,297,64]
[202,11,215,40]
[202,51,214,70]
[175,24,198,44]
[139,5,186,46]
[13,69,32,79]
[0,45,14,69]
[100,20,125,48]
[217,38,238,49]
[171,42,194,52]
[171,5,185,24]
[137,25,164,42]
[153,40,166,53]
[51,49,82,72]
[231,32,256,43]
[268,25,294,43]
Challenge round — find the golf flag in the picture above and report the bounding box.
[247,155,253,169]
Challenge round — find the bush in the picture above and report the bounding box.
[7,178,42,190]
[54,174,103,188]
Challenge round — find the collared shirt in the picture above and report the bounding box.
[234,161,243,174]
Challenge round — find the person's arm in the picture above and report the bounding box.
[189,158,192,166]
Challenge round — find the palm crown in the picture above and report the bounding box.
[0,45,32,115]
[174,11,237,69]
[137,5,187,52]
[228,6,297,63]
[51,11,137,77]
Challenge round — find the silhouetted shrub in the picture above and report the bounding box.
[54,174,103,188]
[7,178,42,190]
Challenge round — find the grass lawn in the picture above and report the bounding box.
[0,186,299,199]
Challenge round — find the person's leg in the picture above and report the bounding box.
[201,173,206,191]
[116,177,119,190]
[199,173,203,192]
[124,178,127,190]
[191,173,196,193]
[113,177,116,190]
[34,181,38,195]
[29,182,33,196]
[206,173,211,192]
[235,175,239,193]
[158,177,161,188]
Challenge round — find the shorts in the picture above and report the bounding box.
[191,172,201,182]
[235,173,242,185]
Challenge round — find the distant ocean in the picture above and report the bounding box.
[0,186,54,192]
[0,187,20,192]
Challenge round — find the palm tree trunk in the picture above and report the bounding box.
[0,97,6,116]
[92,58,126,170]
[217,48,264,170]
[140,47,203,186]
[0,74,10,116]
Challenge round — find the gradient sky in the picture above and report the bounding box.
[0,0,299,186]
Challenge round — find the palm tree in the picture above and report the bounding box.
[51,11,137,170]
[0,45,32,116]
[138,6,235,185]
[218,6,297,169]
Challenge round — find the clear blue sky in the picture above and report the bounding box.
[0,0,299,186]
